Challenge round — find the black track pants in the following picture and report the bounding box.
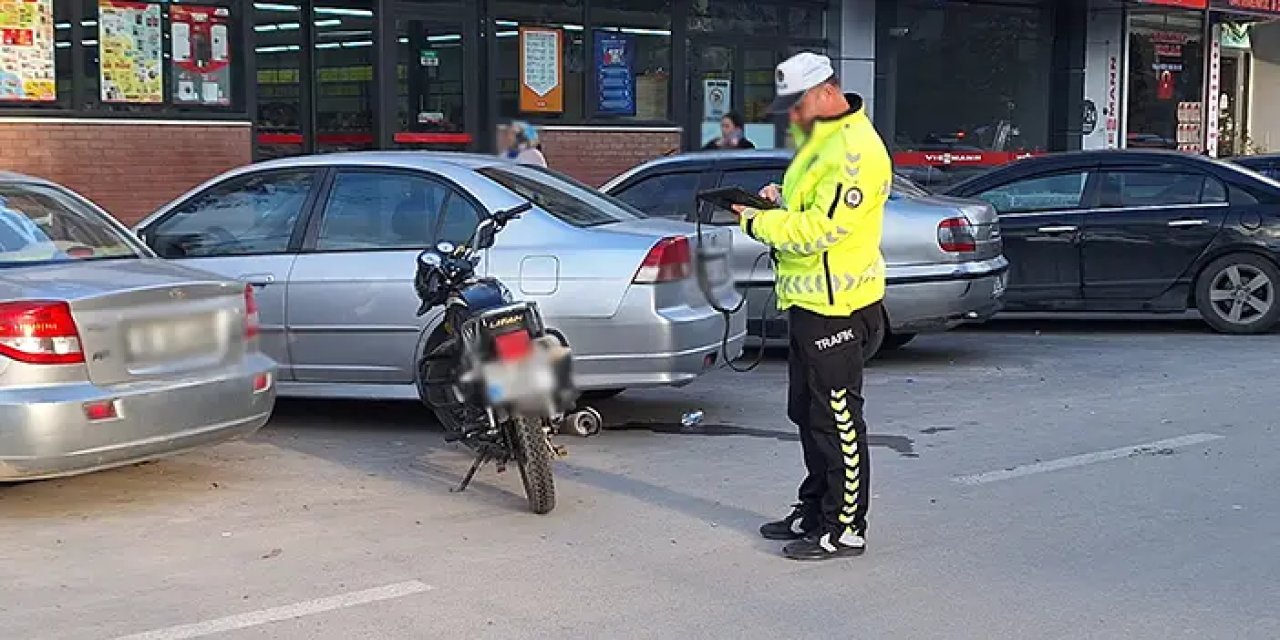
[786,303,882,538]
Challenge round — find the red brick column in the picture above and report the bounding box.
[0,119,252,225]
[537,127,683,187]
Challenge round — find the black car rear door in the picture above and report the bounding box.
[1081,162,1231,304]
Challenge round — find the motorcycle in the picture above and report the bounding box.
[413,202,601,514]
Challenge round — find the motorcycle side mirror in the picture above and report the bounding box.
[473,219,498,251]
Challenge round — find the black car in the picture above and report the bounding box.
[945,149,1280,334]
[1233,154,1280,182]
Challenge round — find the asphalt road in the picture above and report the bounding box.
[1,319,1277,640]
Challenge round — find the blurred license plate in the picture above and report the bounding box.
[127,314,218,362]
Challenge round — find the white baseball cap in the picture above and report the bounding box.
[767,52,836,114]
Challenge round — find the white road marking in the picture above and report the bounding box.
[111,580,433,640]
[953,433,1224,486]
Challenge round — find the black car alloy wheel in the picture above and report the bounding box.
[1196,254,1280,334]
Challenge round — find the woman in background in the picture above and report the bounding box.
[498,120,548,167]
[703,112,755,150]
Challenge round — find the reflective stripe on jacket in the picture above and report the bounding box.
[741,96,891,317]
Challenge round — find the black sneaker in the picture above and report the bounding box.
[759,503,818,540]
[782,530,867,561]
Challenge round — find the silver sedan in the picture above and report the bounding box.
[601,150,1009,357]
[0,172,276,481]
[133,152,746,401]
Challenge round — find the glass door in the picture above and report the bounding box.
[391,2,477,151]
[688,39,781,151]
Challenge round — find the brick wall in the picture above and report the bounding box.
[538,128,683,187]
[0,119,252,225]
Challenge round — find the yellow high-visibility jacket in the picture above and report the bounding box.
[741,102,891,317]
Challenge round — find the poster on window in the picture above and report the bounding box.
[519,26,562,113]
[98,0,163,103]
[0,0,55,102]
[594,31,634,116]
[170,4,231,106]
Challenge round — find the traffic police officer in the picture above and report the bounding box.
[732,52,891,561]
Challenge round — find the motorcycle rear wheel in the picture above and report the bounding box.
[509,417,556,514]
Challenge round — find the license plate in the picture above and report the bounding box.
[126,314,219,362]
[703,257,729,284]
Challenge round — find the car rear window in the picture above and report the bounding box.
[477,165,641,227]
[0,183,142,267]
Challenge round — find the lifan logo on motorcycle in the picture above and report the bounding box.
[485,314,523,330]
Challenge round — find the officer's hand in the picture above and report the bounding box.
[758,183,782,204]
[730,204,749,217]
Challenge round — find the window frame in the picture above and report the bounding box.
[611,169,708,220]
[140,167,324,258]
[299,165,489,254]
[0,0,251,120]
[973,169,1097,217]
[1091,168,1230,211]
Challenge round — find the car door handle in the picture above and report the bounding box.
[239,273,276,287]
[1168,218,1209,228]
[1036,225,1078,234]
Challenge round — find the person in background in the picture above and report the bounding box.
[703,112,756,150]
[498,120,548,167]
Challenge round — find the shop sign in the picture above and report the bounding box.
[594,31,635,116]
[518,26,563,114]
[1106,55,1120,148]
[99,0,163,104]
[1206,26,1223,156]
[170,5,232,106]
[892,151,1041,168]
[1210,0,1280,17]
[0,0,55,102]
[420,50,438,67]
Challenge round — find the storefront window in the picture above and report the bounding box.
[1126,10,1206,151]
[395,8,468,149]
[875,0,1052,184]
[589,0,671,121]
[494,0,586,123]
[79,0,239,113]
[689,0,780,35]
[313,0,374,152]
[253,1,304,159]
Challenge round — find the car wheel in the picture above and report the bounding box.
[581,388,625,401]
[881,331,917,351]
[1195,253,1280,334]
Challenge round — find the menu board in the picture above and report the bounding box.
[0,0,55,102]
[518,27,562,113]
[171,4,231,106]
[99,0,163,103]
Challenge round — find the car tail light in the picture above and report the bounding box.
[633,236,692,284]
[493,330,533,362]
[937,217,977,253]
[0,301,84,364]
[244,285,261,339]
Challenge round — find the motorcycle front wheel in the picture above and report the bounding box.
[508,417,556,514]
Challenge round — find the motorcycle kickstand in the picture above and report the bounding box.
[452,450,489,493]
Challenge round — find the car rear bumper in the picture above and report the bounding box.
[744,256,1008,337]
[0,354,277,481]
[552,288,747,390]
